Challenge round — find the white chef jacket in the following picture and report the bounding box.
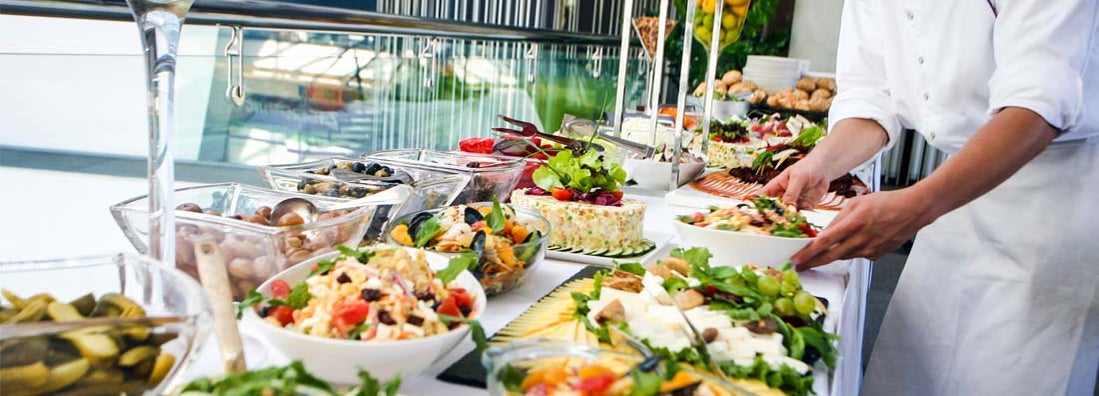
[828,0,1099,153]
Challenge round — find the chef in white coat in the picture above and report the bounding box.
[758,0,1099,394]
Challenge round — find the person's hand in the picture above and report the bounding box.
[757,157,834,209]
[791,188,937,270]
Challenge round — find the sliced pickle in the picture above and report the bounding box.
[0,336,49,367]
[118,345,159,367]
[46,302,86,322]
[28,358,91,395]
[0,361,50,390]
[147,353,176,386]
[58,332,119,364]
[67,294,96,317]
[4,300,47,324]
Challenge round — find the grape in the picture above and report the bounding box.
[757,276,780,297]
[794,291,816,316]
[774,297,794,317]
[741,270,759,288]
[780,281,798,297]
[782,269,799,286]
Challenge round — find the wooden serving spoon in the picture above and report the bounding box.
[194,238,246,374]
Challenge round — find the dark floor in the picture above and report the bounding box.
[863,246,909,369]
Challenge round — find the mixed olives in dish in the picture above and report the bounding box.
[295,161,413,199]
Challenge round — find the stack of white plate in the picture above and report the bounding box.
[743,56,810,92]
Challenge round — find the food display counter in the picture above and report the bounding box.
[175,194,868,396]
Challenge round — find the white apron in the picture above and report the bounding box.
[861,138,1099,396]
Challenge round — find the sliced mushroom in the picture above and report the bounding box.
[673,289,706,311]
[603,270,644,293]
[594,300,626,324]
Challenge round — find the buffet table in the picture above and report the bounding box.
[182,193,869,396]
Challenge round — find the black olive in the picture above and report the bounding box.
[466,161,481,168]
[364,163,382,175]
[259,306,270,317]
[749,220,765,227]
[378,166,393,177]
[377,310,396,325]
[803,345,823,366]
[774,206,785,216]
[459,305,472,317]
[352,162,367,173]
[669,382,702,396]
[414,289,435,301]
[350,188,367,198]
[324,188,341,197]
[361,288,382,301]
[326,164,338,174]
[406,315,425,327]
[296,179,308,191]
[336,273,352,283]
[736,203,750,208]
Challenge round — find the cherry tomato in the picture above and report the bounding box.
[270,279,291,299]
[267,305,295,326]
[436,296,461,317]
[574,374,616,392]
[610,190,624,200]
[797,222,818,237]
[459,137,495,154]
[333,301,370,327]
[450,288,474,309]
[658,106,677,117]
[551,187,574,202]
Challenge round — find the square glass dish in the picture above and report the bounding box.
[362,149,526,203]
[0,253,209,395]
[110,183,388,299]
[258,156,471,237]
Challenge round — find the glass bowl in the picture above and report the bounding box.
[259,157,472,242]
[385,202,550,296]
[0,253,209,395]
[363,149,526,204]
[110,183,387,300]
[483,339,758,396]
[258,156,470,207]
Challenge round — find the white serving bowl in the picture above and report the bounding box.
[242,247,486,384]
[624,157,707,190]
[674,221,812,267]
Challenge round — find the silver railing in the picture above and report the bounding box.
[0,0,622,45]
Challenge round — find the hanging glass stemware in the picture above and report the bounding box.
[126,0,195,264]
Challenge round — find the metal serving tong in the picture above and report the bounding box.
[493,114,603,153]
[562,116,656,159]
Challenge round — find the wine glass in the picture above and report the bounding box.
[125,0,194,265]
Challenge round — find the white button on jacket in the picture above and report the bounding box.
[828,0,1099,153]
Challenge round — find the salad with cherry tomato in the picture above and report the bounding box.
[242,247,480,341]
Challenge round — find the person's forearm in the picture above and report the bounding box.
[808,118,889,180]
[910,107,1057,220]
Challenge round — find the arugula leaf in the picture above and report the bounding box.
[350,367,402,396]
[662,277,690,294]
[336,245,374,264]
[616,262,647,276]
[498,364,525,393]
[628,370,664,396]
[236,289,265,319]
[797,326,840,368]
[414,216,442,247]
[438,314,488,355]
[286,282,311,309]
[309,258,337,277]
[710,266,737,280]
[437,252,477,285]
[751,196,779,210]
[485,198,506,233]
[790,124,825,149]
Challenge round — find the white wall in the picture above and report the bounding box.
[788,0,844,73]
[0,15,220,159]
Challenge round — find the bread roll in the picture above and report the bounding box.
[796,77,817,92]
[809,96,830,111]
[721,70,743,85]
[794,89,810,100]
[816,77,837,91]
[811,88,832,100]
[693,82,707,96]
[795,99,812,111]
[750,89,767,104]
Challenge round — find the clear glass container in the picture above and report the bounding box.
[385,202,550,296]
[110,183,384,300]
[363,149,526,204]
[482,339,758,396]
[0,253,209,395]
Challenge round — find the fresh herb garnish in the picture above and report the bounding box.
[286,282,312,309]
[351,367,401,396]
[413,216,442,248]
[336,245,374,264]
[437,252,478,285]
[437,314,488,354]
[616,262,647,277]
[236,289,266,319]
[497,364,525,393]
[485,198,506,233]
[309,259,337,277]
